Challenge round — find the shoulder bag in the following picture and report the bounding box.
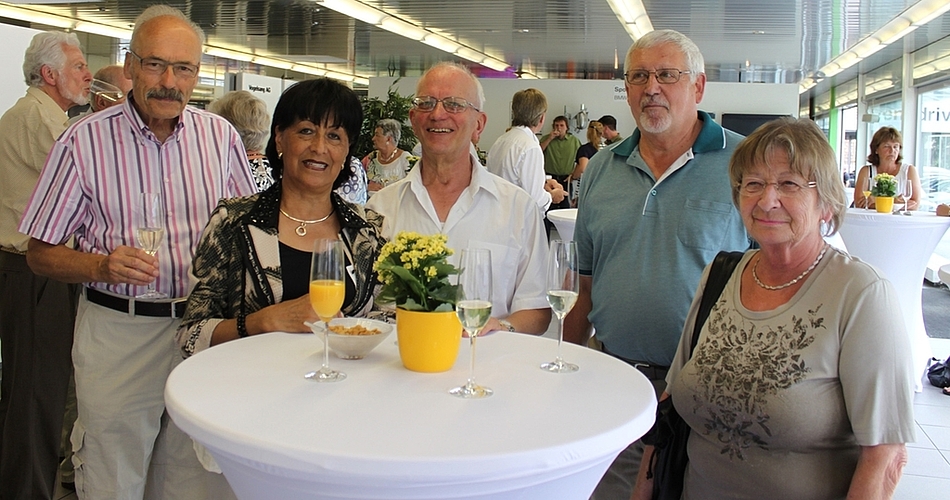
[645,251,744,500]
[928,356,950,388]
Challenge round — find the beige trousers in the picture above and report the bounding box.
[71,296,234,500]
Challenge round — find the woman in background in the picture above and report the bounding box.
[208,90,273,191]
[363,118,411,192]
[569,121,604,205]
[634,118,915,499]
[178,78,384,358]
[853,127,922,211]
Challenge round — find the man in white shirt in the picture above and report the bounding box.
[487,88,566,212]
[367,62,550,334]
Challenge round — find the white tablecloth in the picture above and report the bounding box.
[165,332,656,500]
[547,208,577,242]
[838,208,950,389]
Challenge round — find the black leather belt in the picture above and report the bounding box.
[602,344,670,381]
[85,287,186,318]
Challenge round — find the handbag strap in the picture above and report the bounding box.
[689,251,744,358]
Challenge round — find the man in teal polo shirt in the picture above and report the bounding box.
[564,30,750,500]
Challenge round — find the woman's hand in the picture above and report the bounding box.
[250,295,319,334]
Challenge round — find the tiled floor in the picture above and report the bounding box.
[49,338,950,500]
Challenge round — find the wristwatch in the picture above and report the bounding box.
[498,319,516,332]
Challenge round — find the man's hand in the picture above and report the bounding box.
[545,178,567,203]
[96,245,159,286]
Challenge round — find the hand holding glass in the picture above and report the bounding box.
[450,249,493,398]
[541,240,579,373]
[305,239,346,382]
[135,193,166,299]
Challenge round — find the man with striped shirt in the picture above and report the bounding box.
[19,6,256,499]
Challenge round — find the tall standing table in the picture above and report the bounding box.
[838,208,950,389]
[165,331,656,500]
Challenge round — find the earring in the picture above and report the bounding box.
[278,151,283,159]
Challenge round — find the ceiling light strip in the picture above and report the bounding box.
[604,0,654,40]
[316,0,508,72]
[801,0,950,93]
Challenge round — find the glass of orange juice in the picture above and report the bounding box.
[305,239,346,382]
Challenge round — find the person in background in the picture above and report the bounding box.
[19,6,257,498]
[565,29,749,499]
[540,115,581,204]
[568,120,604,206]
[598,114,623,145]
[487,87,566,212]
[853,126,922,211]
[363,118,411,192]
[208,90,273,191]
[178,78,384,357]
[0,30,91,500]
[633,117,914,500]
[367,62,550,335]
[337,156,369,204]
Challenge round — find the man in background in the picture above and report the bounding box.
[598,114,623,145]
[0,30,91,500]
[487,88,566,212]
[19,6,256,498]
[565,30,749,499]
[368,62,550,335]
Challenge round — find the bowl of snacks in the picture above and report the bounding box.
[325,318,393,360]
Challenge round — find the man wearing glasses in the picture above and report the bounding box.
[563,30,749,499]
[367,62,550,335]
[20,5,256,499]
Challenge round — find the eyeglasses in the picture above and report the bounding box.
[738,179,818,197]
[624,69,691,85]
[412,96,480,113]
[128,51,199,80]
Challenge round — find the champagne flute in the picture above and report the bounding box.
[862,175,873,211]
[305,239,346,382]
[135,193,167,299]
[902,178,913,215]
[449,249,493,399]
[89,78,124,104]
[541,240,579,373]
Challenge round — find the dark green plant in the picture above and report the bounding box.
[357,80,416,159]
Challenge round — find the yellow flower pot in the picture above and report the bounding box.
[396,308,462,372]
[875,196,894,213]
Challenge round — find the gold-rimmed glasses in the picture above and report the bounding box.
[411,96,480,113]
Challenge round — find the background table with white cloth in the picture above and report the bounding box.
[164,331,656,500]
[838,208,950,390]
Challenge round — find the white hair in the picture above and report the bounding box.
[131,4,206,52]
[419,62,486,110]
[624,29,705,83]
[22,31,81,88]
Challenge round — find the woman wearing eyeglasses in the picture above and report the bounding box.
[853,127,922,211]
[634,118,914,500]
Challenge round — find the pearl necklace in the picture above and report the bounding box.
[279,208,335,237]
[752,244,829,291]
[379,147,398,163]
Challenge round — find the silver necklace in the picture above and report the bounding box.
[752,244,829,291]
[279,208,334,237]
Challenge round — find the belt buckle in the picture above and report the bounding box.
[171,299,187,319]
[127,296,136,317]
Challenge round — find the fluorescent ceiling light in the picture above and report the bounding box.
[481,58,510,72]
[605,0,653,39]
[379,17,426,41]
[455,47,486,64]
[320,0,386,25]
[423,33,461,53]
[74,21,131,40]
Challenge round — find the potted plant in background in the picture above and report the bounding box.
[374,232,462,372]
[358,81,417,161]
[872,172,897,213]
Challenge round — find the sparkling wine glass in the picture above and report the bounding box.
[89,78,124,104]
[305,239,346,382]
[862,175,873,211]
[902,179,913,215]
[449,248,493,399]
[135,193,166,299]
[541,240,579,373]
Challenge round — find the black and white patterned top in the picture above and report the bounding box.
[176,182,385,358]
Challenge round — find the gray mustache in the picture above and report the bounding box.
[147,88,183,101]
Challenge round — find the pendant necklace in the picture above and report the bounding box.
[752,244,829,291]
[380,147,398,163]
[280,208,335,237]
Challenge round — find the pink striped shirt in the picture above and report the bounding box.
[19,96,257,299]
